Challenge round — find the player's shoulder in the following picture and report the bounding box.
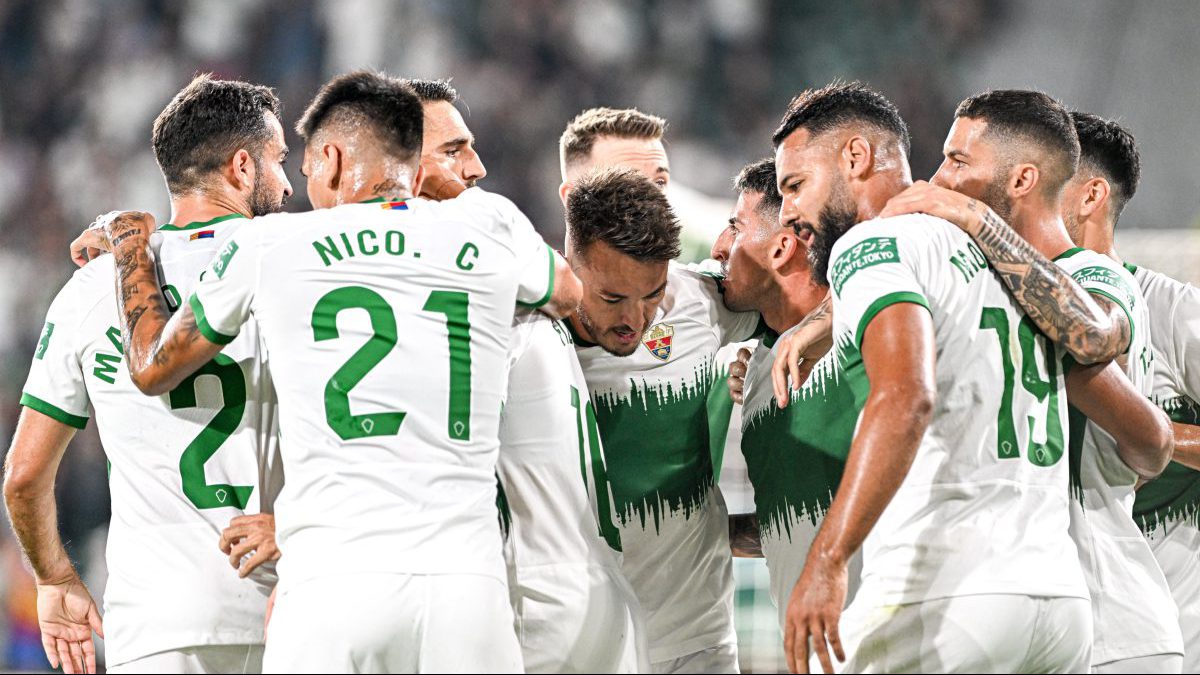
[426,187,524,226]
[666,260,724,306]
[831,213,958,260]
[1133,264,1200,313]
[47,255,115,325]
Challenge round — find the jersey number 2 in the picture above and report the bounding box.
[313,286,472,442]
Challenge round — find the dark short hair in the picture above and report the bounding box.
[151,74,282,194]
[772,81,910,154]
[560,107,667,170]
[405,78,457,104]
[1071,111,1140,221]
[955,89,1081,197]
[296,71,423,163]
[734,158,782,222]
[567,167,681,263]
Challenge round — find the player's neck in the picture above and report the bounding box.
[1080,218,1120,262]
[168,193,249,228]
[1011,206,1075,260]
[340,170,414,205]
[761,272,826,334]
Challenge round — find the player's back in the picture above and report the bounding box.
[21,214,279,666]
[829,215,1087,605]
[189,188,555,586]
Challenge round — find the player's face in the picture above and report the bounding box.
[586,137,670,190]
[931,117,1013,221]
[420,100,487,195]
[249,113,293,216]
[1059,175,1090,246]
[572,241,669,357]
[711,191,776,312]
[776,129,858,284]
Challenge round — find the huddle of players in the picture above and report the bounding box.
[3,68,1198,675]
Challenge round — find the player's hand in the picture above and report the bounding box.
[70,211,126,267]
[771,318,834,408]
[878,180,988,235]
[784,554,848,674]
[418,158,468,201]
[727,348,752,405]
[102,211,156,253]
[220,513,280,578]
[35,575,104,674]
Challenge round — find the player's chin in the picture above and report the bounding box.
[600,335,641,358]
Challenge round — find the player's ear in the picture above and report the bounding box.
[558,181,572,209]
[1010,163,1039,200]
[229,148,254,191]
[411,164,427,198]
[322,142,342,193]
[771,229,800,272]
[843,135,874,181]
[1079,177,1110,219]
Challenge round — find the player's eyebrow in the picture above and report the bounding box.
[656,166,670,176]
[438,136,471,151]
[643,279,668,299]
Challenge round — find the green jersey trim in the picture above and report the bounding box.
[188,293,237,345]
[855,291,930,351]
[1053,247,1087,261]
[1123,262,1139,275]
[516,245,556,309]
[1086,287,1136,351]
[159,213,247,232]
[20,393,88,429]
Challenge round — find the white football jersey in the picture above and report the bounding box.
[828,215,1087,605]
[740,329,860,628]
[498,309,644,673]
[570,263,759,662]
[21,213,281,666]
[1054,249,1181,664]
[188,188,555,587]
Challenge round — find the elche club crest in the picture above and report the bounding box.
[642,323,674,361]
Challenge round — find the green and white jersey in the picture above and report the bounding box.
[740,328,859,628]
[828,215,1087,605]
[189,188,555,588]
[571,263,759,662]
[1055,249,1181,664]
[1132,264,1200,535]
[20,214,281,666]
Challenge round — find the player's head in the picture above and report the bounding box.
[1061,111,1141,244]
[932,89,1080,225]
[711,158,806,312]
[566,167,681,356]
[405,78,487,198]
[559,107,669,206]
[296,71,424,209]
[152,74,292,216]
[773,81,911,285]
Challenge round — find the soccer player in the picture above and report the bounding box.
[558,107,760,673]
[882,91,1181,673]
[774,81,1120,674]
[709,158,857,630]
[1061,111,1200,672]
[96,71,580,673]
[4,75,290,674]
[409,79,646,674]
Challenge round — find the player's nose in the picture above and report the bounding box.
[464,148,487,183]
[711,229,731,262]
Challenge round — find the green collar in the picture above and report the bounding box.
[1053,246,1087,262]
[761,327,781,349]
[159,212,248,232]
[563,316,598,348]
[1123,262,1139,275]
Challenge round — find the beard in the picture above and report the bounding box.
[806,179,859,287]
[249,156,288,216]
[576,304,640,357]
[981,172,1014,226]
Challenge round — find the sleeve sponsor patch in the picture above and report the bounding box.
[831,236,900,295]
[34,321,54,360]
[212,240,239,279]
[1071,265,1136,309]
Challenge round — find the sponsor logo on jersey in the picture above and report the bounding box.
[643,323,674,361]
[831,236,900,295]
[212,240,239,279]
[35,322,54,360]
[380,200,409,210]
[189,230,215,241]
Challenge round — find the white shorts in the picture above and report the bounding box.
[108,644,263,674]
[262,573,522,674]
[829,594,1091,674]
[650,642,739,674]
[1147,518,1200,673]
[512,563,647,673]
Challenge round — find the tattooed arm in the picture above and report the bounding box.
[729,513,763,558]
[770,292,834,408]
[104,212,222,395]
[880,181,1124,364]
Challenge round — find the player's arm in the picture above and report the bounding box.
[3,409,104,674]
[540,251,582,320]
[729,513,763,558]
[1166,423,1200,473]
[881,182,1125,364]
[771,293,833,407]
[104,211,221,395]
[785,303,935,674]
[1066,360,1173,479]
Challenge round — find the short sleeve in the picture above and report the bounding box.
[20,280,92,429]
[188,228,259,345]
[1069,263,1139,346]
[829,229,930,351]
[1169,283,1200,402]
[506,206,555,309]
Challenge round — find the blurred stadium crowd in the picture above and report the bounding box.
[1,0,1196,671]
